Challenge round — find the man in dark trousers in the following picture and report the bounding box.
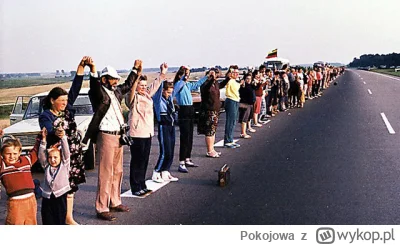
[82,59,142,221]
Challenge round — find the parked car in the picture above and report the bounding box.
[1,88,96,170]
[264,57,290,70]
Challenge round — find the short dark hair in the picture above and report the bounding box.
[163,80,174,90]
[252,69,259,77]
[244,73,252,80]
[139,75,148,81]
[259,65,266,70]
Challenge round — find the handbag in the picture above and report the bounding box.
[218,164,230,187]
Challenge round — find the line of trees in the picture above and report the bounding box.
[348,53,400,68]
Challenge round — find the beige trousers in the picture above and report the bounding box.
[95,132,123,213]
[6,193,37,225]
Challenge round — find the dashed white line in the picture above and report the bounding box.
[380,113,395,134]
[368,89,372,95]
[363,81,366,84]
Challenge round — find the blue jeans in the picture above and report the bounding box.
[224,98,239,144]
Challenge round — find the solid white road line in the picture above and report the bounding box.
[121,180,170,198]
[214,139,239,147]
[380,113,396,135]
[368,89,372,95]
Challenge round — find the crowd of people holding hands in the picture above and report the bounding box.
[0,56,344,224]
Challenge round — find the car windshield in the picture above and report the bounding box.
[23,94,93,120]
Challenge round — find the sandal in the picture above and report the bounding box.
[248,128,256,133]
[206,150,221,158]
[240,134,251,139]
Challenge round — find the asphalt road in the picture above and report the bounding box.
[1,70,400,225]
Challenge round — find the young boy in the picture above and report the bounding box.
[38,128,71,225]
[0,129,40,225]
[152,81,179,183]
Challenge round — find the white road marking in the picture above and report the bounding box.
[261,119,271,125]
[380,113,395,135]
[363,81,366,84]
[121,180,170,198]
[214,139,239,147]
[368,89,372,95]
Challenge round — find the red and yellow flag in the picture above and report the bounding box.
[266,49,278,59]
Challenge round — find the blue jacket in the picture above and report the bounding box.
[174,76,207,105]
[153,84,176,124]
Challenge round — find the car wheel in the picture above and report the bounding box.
[83,142,95,170]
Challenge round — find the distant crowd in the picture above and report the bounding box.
[0,56,345,224]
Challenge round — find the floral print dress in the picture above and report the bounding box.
[40,109,86,192]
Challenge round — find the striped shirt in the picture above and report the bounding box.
[0,141,39,197]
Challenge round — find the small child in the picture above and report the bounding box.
[0,130,40,225]
[152,81,179,183]
[38,128,71,225]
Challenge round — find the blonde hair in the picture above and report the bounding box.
[1,138,22,154]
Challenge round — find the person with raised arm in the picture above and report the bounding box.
[126,63,167,196]
[197,68,222,158]
[82,59,142,221]
[39,56,94,225]
[173,66,207,173]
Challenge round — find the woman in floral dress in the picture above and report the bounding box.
[39,56,95,225]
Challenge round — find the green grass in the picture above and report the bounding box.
[370,69,400,77]
[0,104,13,119]
[0,77,72,89]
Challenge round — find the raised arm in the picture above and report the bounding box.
[125,71,143,108]
[39,128,48,169]
[186,76,208,91]
[118,60,142,96]
[68,56,91,108]
[148,63,168,97]
[201,70,217,91]
[26,134,41,167]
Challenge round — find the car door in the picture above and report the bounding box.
[9,96,30,125]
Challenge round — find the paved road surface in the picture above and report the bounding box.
[1,70,400,225]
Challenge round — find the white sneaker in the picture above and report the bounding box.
[161,171,179,182]
[152,171,164,183]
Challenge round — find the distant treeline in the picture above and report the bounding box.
[348,53,400,67]
[0,73,41,79]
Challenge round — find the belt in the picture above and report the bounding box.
[101,130,122,135]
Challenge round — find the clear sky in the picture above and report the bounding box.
[1,0,399,73]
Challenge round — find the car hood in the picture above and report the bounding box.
[4,116,92,134]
